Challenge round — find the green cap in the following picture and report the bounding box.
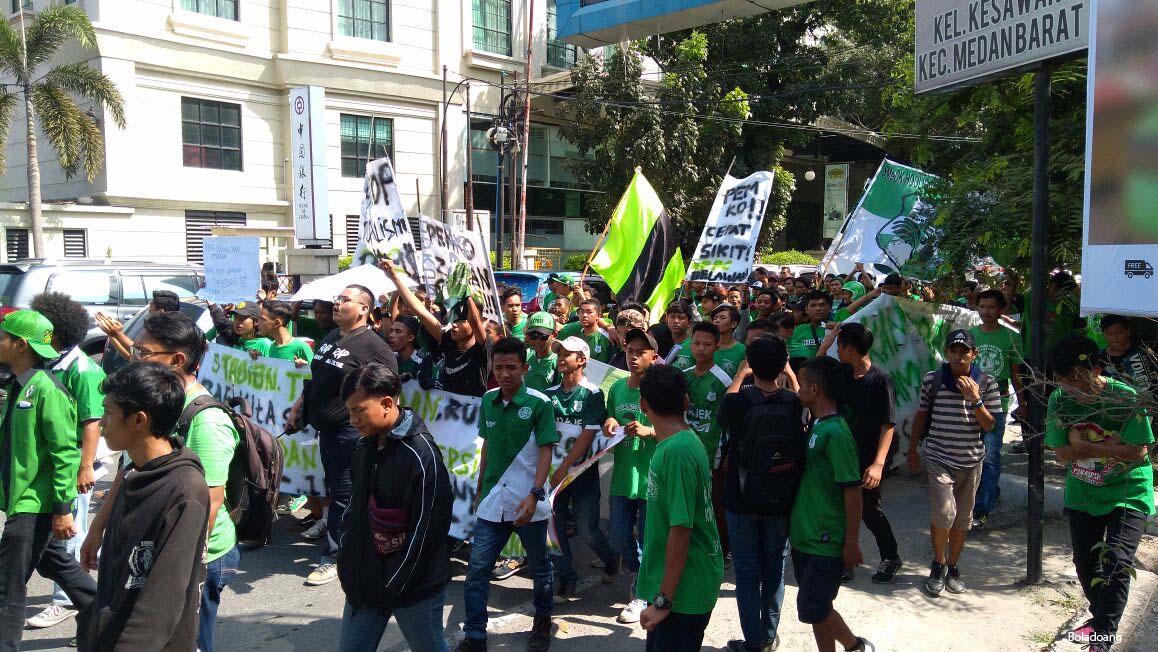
[1,310,59,359]
[527,311,556,334]
[548,272,575,287]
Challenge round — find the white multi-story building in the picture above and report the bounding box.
[0,0,600,268]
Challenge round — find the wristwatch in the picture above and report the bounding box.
[652,593,673,610]
[530,486,546,501]
[971,398,984,408]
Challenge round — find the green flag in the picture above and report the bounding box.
[590,172,685,322]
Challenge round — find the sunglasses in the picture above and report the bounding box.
[527,330,551,341]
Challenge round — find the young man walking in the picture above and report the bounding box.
[711,305,747,378]
[524,312,559,392]
[259,300,314,365]
[26,293,109,632]
[907,330,1001,597]
[636,364,724,652]
[338,364,453,652]
[719,336,802,652]
[502,287,528,340]
[791,290,832,360]
[558,299,614,363]
[546,336,619,602]
[459,338,558,652]
[0,310,97,651]
[604,328,660,624]
[971,289,1026,528]
[820,323,903,584]
[793,357,872,652]
[663,300,696,370]
[77,362,209,652]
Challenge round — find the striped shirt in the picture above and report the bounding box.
[918,370,1002,469]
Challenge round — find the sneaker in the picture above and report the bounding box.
[26,604,77,629]
[68,637,77,648]
[726,641,751,652]
[456,637,487,652]
[871,559,902,584]
[765,635,780,651]
[301,519,328,540]
[844,637,874,652]
[1069,621,1095,644]
[589,558,606,569]
[527,614,552,651]
[492,557,526,581]
[724,552,734,570]
[617,598,647,624]
[841,567,855,583]
[944,565,967,594]
[924,562,945,596]
[1085,643,1110,652]
[601,558,620,584]
[305,562,338,586]
[972,513,989,530]
[553,580,577,605]
[1011,441,1026,454]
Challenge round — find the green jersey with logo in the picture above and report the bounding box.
[713,342,746,378]
[970,324,1021,411]
[558,322,614,363]
[789,415,860,557]
[525,349,559,392]
[606,377,656,499]
[546,379,608,467]
[667,339,695,370]
[790,324,826,359]
[683,365,731,464]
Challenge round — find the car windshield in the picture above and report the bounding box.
[0,269,23,306]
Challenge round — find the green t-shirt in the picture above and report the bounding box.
[507,315,527,340]
[1044,379,1155,517]
[525,349,558,392]
[606,377,656,499]
[477,385,559,502]
[668,339,695,370]
[971,324,1021,411]
[713,342,746,378]
[558,322,614,363]
[546,379,608,467]
[789,415,861,557]
[295,316,333,344]
[241,337,273,357]
[266,338,314,363]
[397,351,424,379]
[790,323,826,359]
[833,307,853,322]
[53,348,106,432]
[683,366,731,463]
[184,388,240,562]
[637,429,723,615]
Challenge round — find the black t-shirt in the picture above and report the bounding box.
[437,331,488,397]
[845,365,896,470]
[717,386,804,514]
[306,326,397,432]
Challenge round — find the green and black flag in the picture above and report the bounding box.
[590,172,685,322]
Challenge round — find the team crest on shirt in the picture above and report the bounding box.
[707,390,717,402]
[572,400,582,411]
[126,541,157,589]
[487,420,497,428]
[518,406,533,420]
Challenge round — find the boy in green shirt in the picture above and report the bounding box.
[259,300,314,365]
[0,310,96,648]
[231,301,273,358]
[558,299,614,363]
[683,322,732,570]
[604,328,660,624]
[635,363,723,651]
[385,315,424,380]
[663,300,696,370]
[791,356,872,652]
[502,287,528,339]
[710,305,747,378]
[524,312,558,392]
[791,290,833,359]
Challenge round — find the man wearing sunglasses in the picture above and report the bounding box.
[288,283,397,587]
[524,312,558,392]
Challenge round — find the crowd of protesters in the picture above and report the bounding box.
[0,258,1153,652]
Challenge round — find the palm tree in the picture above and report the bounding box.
[0,5,125,258]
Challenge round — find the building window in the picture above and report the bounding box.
[346,214,360,253]
[546,0,578,68]
[180,0,238,20]
[338,0,389,41]
[5,228,28,260]
[472,0,512,56]
[340,114,393,178]
[10,1,31,12]
[184,211,246,263]
[63,229,87,258]
[182,98,242,170]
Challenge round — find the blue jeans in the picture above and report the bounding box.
[338,589,448,652]
[726,511,789,650]
[975,412,1005,516]
[463,518,553,641]
[198,545,240,652]
[553,471,618,584]
[320,425,362,562]
[609,495,647,574]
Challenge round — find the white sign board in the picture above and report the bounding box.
[419,216,503,325]
[1079,0,1158,317]
[822,164,850,240]
[915,0,1089,94]
[289,86,330,244]
[686,171,775,284]
[200,236,260,304]
[352,156,420,279]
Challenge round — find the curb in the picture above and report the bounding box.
[997,472,1066,517]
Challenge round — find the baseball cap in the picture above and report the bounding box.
[624,327,658,351]
[553,336,590,357]
[946,329,977,349]
[615,308,647,329]
[527,311,556,334]
[547,272,574,287]
[1,310,59,359]
[230,301,260,320]
[882,273,903,287]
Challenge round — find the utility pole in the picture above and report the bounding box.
[515,0,534,270]
[440,64,448,222]
[464,82,474,231]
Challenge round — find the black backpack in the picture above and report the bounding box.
[178,395,285,546]
[733,386,808,514]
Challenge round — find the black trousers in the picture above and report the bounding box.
[0,512,97,652]
[861,485,899,562]
[645,611,713,652]
[1066,507,1147,638]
